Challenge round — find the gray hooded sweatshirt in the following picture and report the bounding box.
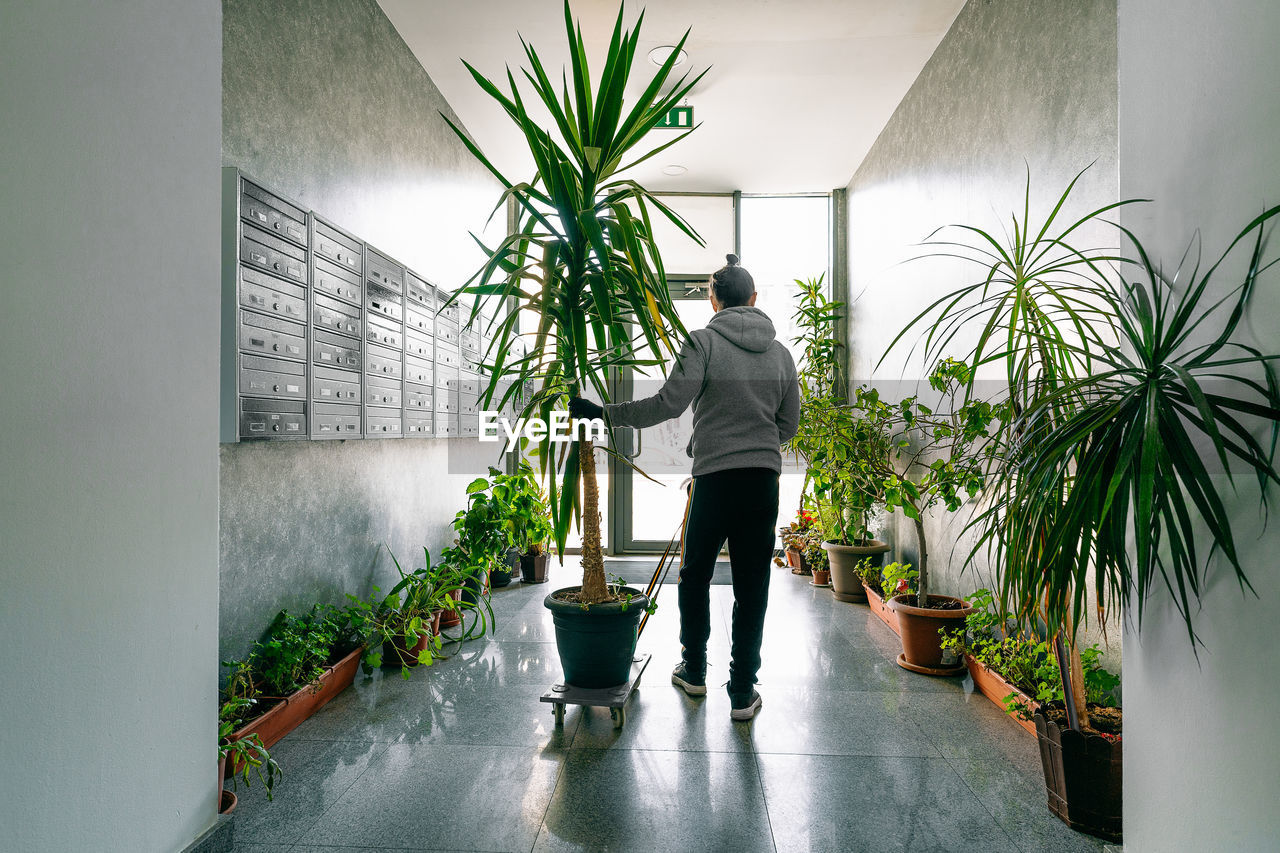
[605,306,800,476]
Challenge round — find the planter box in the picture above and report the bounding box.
[226,645,362,774]
[965,654,1037,736]
[862,583,899,635]
[1035,710,1123,841]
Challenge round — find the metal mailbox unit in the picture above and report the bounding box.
[221,171,311,442]
[221,167,500,444]
[309,214,365,439]
[363,245,406,439]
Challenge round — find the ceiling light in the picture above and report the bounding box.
[661,164,688,176]
[647,45,688,67]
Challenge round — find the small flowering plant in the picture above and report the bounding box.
[778,508,817,551]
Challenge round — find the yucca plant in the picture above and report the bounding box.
[884,167,1144,728]
[995,204,1280,651]
[441,2,705,604]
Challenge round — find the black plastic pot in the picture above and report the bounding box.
[490,548,519,589]
[521,551,549,583]
[544,586,648,688]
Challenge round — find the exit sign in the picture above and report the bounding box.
[655,105,694,129]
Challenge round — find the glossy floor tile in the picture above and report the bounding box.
[227,557,1107,852]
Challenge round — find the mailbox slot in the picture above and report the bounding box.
[404,355,433,387]
[313,291,361,339]
[366,248,404,294]
[365,342,402,380]
[404,329,433,360]
[311,402,361,439]
[240,354,306,399]
[313,255,362,305]
[365,315,403,351]
[313,219,362,274]
[241,181,307,248]
[366,374,403,408]
[312,365,361,404]
[405,384,433,411]
[240,311,306,361]
[240,397,306,439]
[404,416,434,437]
[241,222,307,284]
[365,407,402,437]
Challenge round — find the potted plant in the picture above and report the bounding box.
[345,547,458,679]
[782,275,892,596]
[863,560,912,633]
[892,169,1280,839]
[492,461,555,584]
[218,696,281,814]
[853,359,1004,675]
[219,604,363,757]
[777,508,816,574]
[445,2,701,687]
[802,536,830,587]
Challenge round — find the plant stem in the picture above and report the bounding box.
[1052,631,1089,730]
[913,513,929,607]
[578,437,609,603]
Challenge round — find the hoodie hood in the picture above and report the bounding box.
[705,306,776,353]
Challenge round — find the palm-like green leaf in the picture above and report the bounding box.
[982,206,1280,645]
[444,2,705,596]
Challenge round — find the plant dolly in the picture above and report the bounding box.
[541,481,692,730]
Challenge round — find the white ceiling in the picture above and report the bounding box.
[379,1,964,193]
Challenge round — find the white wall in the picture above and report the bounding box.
[1118,1,1280,849]
[0,3,222,851]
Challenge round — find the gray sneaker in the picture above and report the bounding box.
[729,690,762,721]
[671,663,707,696]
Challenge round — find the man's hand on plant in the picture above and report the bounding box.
[568,396,604,422]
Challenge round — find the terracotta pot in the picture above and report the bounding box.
[889,594,972,675]
[219,788,237,816]
[1034,709,1123,841]
[862,583,900,634]
[965,654,1037,736]
[382,616,439,668]
[785,546,803,569]
[521,551,549,583]
[811,569,831,586]
[823,539,888,602]
[226,645,363,775]
[438,588,464,630]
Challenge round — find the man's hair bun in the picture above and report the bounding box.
[725,253,740,266]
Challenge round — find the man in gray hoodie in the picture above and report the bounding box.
[571,254,800,720]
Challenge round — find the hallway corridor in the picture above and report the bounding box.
[226,558,1108,852]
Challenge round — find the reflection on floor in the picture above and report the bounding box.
[225,556,1109,852]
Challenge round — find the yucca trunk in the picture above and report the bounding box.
[578,438,609,603]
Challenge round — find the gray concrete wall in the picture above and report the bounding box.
[843,0,1121,665]
[0,3,222,850]
[1117,1,1280,847]
[220,0,502,662]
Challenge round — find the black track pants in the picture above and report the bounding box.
[677,467,780,694]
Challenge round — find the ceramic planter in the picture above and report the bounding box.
[823,539,889,602]
[521,551,549,583]
[219,788,237,815]
[544,586,648,688]
[964,655,1037,736]
[862,583,900,634]
[1034,709,1123,841]
[888,594,972,676]
[226,645,363,775]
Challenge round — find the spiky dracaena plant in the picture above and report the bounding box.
[884,167,1143,728]
[442,2,705,604]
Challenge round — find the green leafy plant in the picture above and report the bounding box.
[251,605,351,697]
[444,1,704,605]
[884,167,1144,729]
[940,589,1120,722]
[856,557,883,590]
[491,461,554,555]
[344,547,455,680]
[880,561,917,602]
[219,697,282,801]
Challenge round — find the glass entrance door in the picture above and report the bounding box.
[610,194,831,554]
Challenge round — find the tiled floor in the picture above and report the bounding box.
[226,557,1109,852]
